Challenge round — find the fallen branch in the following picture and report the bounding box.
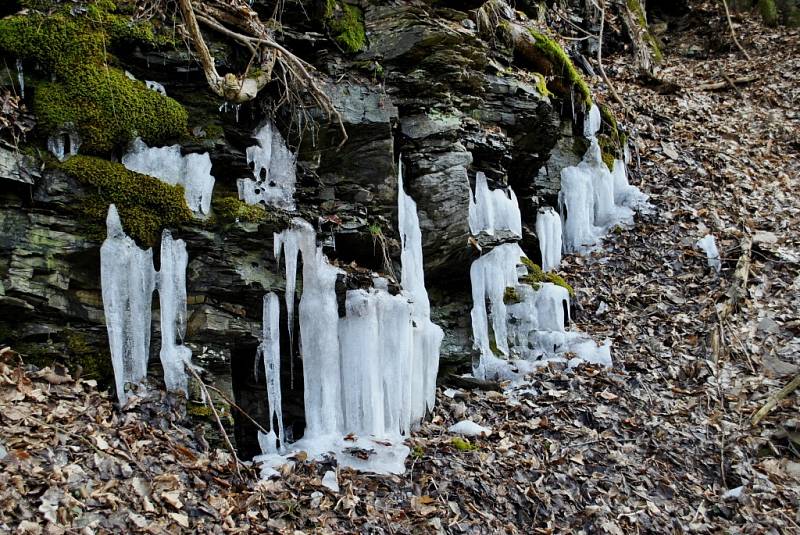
[696,75,759,91]
[751,374,800,426]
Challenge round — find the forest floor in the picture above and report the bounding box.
[1,7,799,535]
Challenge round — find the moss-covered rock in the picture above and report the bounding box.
[0,6,187,153]
[326,2,366,53]
[520,257,574,296]
[61,155,193,244]
[528,30,592,105]
[212,196,270,225]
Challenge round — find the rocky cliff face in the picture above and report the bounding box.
[0,0,617,453]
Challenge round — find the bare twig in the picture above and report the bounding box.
[184,363,244,479]
[596,0,626,110]
[720,0,752,61]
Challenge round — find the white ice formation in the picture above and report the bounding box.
[47,128,81,161]
[16,59,24,99]
[448,420,491,437]
[696,234,721,273]
[468,146,613,381]
[237,122,297,211]
[122,138,215,215]
[468,171,522,237]
[256,292,285,454]
[470,245,612,380]
[559,104,648,253]
[254,161,442,475]
[145,80,166,95]
[535,206,562,272]
[158,232,192,395]
[101,205,156,406]
[100,205,192,405]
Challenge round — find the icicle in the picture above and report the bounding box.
[559,165,598,253]
[101,205,156,405]
[145,80,166,96]
[158,230,191,395]
[696,234,721,273]
[47,127,81,161]
[398,159,444,421]
[238,122,297,210]
[259,292,285,453]
[584,103,602,138]
[122,138,215,215]
[16,59,24,99]
[535,207,562,272]
[255,160,443,475]
[275,219,342,437]
[468,172,522,237]
[469,243,526,379]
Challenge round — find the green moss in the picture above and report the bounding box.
[532,72,553,98]
[520,257,574,296]
[451,437,478,452]
[65,331,114,384]
[597,134,618,172]
[187,403,214,418]
[626,0,662,61]
[327,2,366,53]
[411,445,425,459]
[212,196,270,225]
[368,223,382,236]
[757,0,779,26]
[572,136,590,158]
[528,30,591,105]
[0,8,187,153]
[503,286,521,305]
[61,155,192,244]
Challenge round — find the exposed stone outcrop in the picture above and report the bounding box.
[0,0,613,447]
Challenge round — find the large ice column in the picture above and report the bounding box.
[239,122,297,211]
[275,220,343,437]
[470,243,526,379]
[398,160,444,421]
[612,158,649,209]
[158,230,191,396]
[468,172,522,237]
[258,292,285,453]
[535,206,563,272]
[559,165,599,253]
[584,103,602,138]
[122,138,215,215]
[101,205,156,405]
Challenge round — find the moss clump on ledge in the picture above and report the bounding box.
[0,7,187,153]
[528,30,592,105]
[327,2,366,53]
[212,196,270,224]
[520,257,574,296]
[61,155,192,244]
[503,286,521,305]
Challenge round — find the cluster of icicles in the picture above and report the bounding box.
[468,104,648,381]
[100,205,192,406]
[99,105,648,475]
[100,155,443,474]
[254,162,443,475]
